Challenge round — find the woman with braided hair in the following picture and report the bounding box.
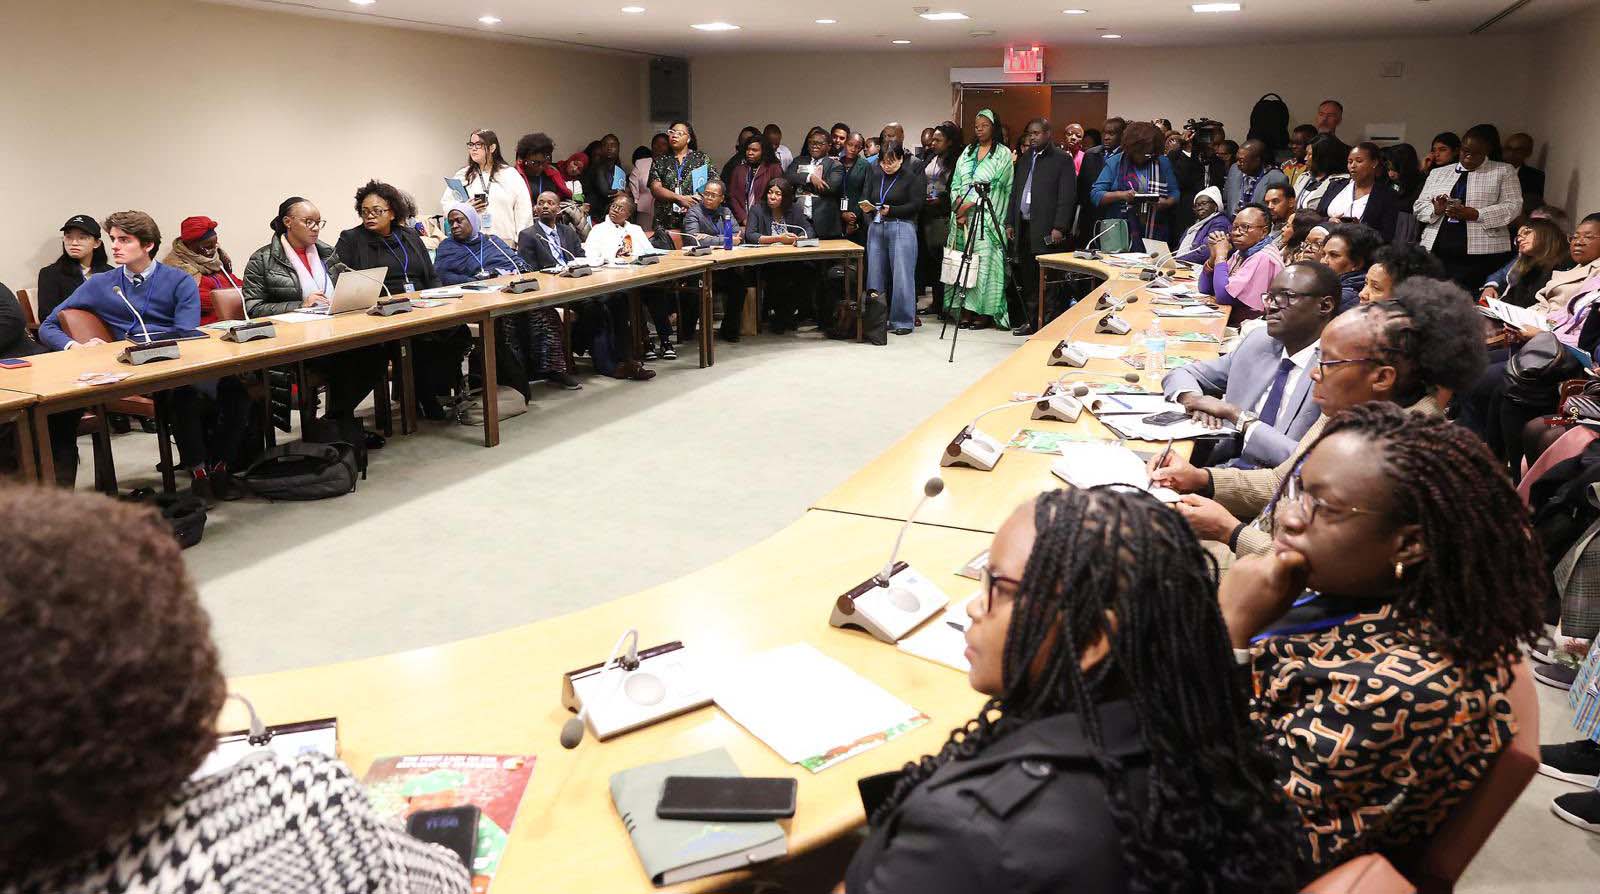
[1220,402,1547,872]
[843,487,1300,894]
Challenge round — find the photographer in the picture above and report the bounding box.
[1168,118,1229,234]
[1090,120,1177,246]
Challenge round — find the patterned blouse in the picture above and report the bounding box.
[1248,604,1518,871]
[647,149,712,231]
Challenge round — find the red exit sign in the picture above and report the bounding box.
[1004,44,1044,75]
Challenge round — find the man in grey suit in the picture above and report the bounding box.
[1161,262,1338,467]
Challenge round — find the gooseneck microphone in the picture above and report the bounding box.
[877,477,945,585]
[560,628,641,749]
[111,284,154,344]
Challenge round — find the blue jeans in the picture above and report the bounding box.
[868,218,918,329]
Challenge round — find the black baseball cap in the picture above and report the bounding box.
[60,214,101,238]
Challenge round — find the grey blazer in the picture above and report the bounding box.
[1160,327,1320,467]
[1223,165,1290,215]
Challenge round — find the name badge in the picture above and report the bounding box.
[403,280,415,293]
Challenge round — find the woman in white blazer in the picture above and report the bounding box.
[1412,124,1522,290]
[441,129,532,245]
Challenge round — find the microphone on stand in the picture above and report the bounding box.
[877,477,945,585]
[560,628,641,749]
[216,260,278,343]
[943,398,1036,471]
[1049,293,1141,367]
[831,477,951,643]
[112,284,180,365]
[776,222,820,247]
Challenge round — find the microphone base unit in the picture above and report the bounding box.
[830,562,950,644]
[1032,386,1084,423]
[794,238,821,248]
[117,340,180,365]
[559,264,594,278]
[942,425,1006,471]
[367,297,413,317]
[505,277,541,294]
[1073,250,1100,260]
[1095,293,1124,311]
[682,245,714,256]
[221,320,277,343]
[1096,315,1132,336]
[1048,340,1089,367]
[632,254,662,266]
[560,641,711,742]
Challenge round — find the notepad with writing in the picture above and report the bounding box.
[610,748,787,887]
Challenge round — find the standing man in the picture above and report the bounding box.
[1075,116,1125,244]
[830,122,852,158]
[879,122,926,174]
[786,129,846,238]
[1224,139,1289,215]
[1503,131,1546,212]
[1314,99,1349,162]
[764,123,793,169]
[1006,118,1077,335]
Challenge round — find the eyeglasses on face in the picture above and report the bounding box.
[359,206,391,219]
[295,218,326,231]
[1263,288,1319,309]
[1313,356,1381,376]
[1272,471,1386,528]
[467,141,486,149]
[978,567,1022,614]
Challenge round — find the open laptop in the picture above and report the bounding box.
[1141,238,1180,272]
[300,267,387,315]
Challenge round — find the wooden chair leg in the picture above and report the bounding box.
[399,341,417,435]
[260,375,276,452]
[295,361,315,432]
[91,404,117,494]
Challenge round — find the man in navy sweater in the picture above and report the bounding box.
[40,211,247,499]
[40,211,200,350]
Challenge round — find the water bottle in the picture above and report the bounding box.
[722,214,734,250]
[1143,320,1167,372]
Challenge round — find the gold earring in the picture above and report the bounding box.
[1394,562,1405,581]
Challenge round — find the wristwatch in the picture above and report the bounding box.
[1235,410,1259,437]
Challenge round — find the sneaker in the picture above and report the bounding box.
[659,343,678,360]
[1551,789,1600,833]
[189,467,214,505]
[543,371,583,391]
[892,327,913,336]
[641,345,659,361]
[1531,634,1559,664]
[1540,740,1600,787]
[1535,662,1579,690]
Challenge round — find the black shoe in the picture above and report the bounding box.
[1012,323,1036,337]
[1535,662,1579,690]
[210,464,245,502]
[717,331,741,343]
[364,431,387,450]
[892,327,913,336]
[659,342,678,360]
[109,413,132,434]
[419,398,448,422]
[1552,789,1600,833]
[543,371,583,390]
[139,416,159,434]
[1541,740,1600,787]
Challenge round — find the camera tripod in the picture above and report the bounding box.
[939,180,1027,363]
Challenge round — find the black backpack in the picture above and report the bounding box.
[237,441,360,501]
[120,490,208,549]
[1247,93,1291,156]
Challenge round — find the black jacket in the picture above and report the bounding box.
[582,161,625,224]
[35,258,112,321]
[0,283,46,360]
[1006,144,1077,254]
[242,239,342,317]
[743,204,814,243]
[681,202,738,241]
[1167,149,1229,234]
[333,225,439,295]
[845,702,1149,894]
[861,164,928,226]
[1075,145,1111,239]
[784,155,847,238]
[517,221,584,270]
[1316,178,1403,243]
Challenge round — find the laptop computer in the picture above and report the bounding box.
[300,267,387,315]
[1141,238,1179,272]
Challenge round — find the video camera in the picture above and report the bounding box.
[1184,118,1225,149]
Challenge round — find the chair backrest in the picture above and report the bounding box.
[1303,854,1415,894]
[1388,657,1539,894]
[15,288,39,331]
[212,287,246,321]
[58,308,114,344]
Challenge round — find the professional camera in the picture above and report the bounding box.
[1184,117,1224,147]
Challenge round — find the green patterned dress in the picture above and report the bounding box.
[945,141,1015,325]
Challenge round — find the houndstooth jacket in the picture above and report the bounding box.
[1413,160,1523,255]
[4,753,470,894]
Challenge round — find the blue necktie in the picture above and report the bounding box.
[1257,357,1296,427]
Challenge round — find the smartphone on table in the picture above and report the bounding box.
[656,775,798,821]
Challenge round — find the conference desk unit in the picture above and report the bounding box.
[229,511,991,893]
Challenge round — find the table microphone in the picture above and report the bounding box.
[943,398,1035,471]
[877,477,944,585]
[831,477,951,643]
[560,628,640,749]
[216,264,277,343]
[111,285,180,364]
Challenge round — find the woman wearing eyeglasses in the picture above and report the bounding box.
[1415,124,1523,291]
[1219,402,1544,872]
[648,120,712,234]
[844,487,1301,894]
[1200,202,1283,326]
[441,129,532,244]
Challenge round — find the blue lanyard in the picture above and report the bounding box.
[675,156,689,185]
[382,233,410,278]
[878,173,899,207]
[1249,593,1358,643]
[474,236,487,275]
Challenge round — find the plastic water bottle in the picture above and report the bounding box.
[1143,320,1167,372]
[722,214,734,250]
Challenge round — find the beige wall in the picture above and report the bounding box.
[0,0,649,289]
[1531,4,1600,219]
[692,33,1538,164]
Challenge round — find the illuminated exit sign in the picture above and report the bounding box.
[1004,44,1044,76]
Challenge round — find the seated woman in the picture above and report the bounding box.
[1279,209,1329,263]
[1316,142,1401,242]
[1320,221,1382,312]
[435,202,527,285]
[1219,402,1545,872]
[0,488,471,894]
[1359,243,1448,304]
[35,214,111,320]
[845,487,1300,893]
[335,180,467,421]
[243,196,388,435]
[1173,186,1231,264]
[1480,218,1570,308]
[161,215,241,325]
[744,179,817,334]
[0,283,78,485]
[1200,203,1282,325]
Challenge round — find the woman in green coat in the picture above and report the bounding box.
[946,109,1014,329]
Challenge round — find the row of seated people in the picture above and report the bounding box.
[0,376,1545,891]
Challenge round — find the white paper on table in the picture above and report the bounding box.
[1098,414,1225,442]
[1153,305,1224,318]
[714,643,929,772]
[1051,442,1180,502]
[1480,299,1548,331]
[1066,342,1127,359]
[1085,391,1184,416]
[266,311,328,323]
[896,593,980,673]
[417,286,468,299]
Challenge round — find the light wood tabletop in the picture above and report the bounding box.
[702,239,864,270]
[226,510,991,894]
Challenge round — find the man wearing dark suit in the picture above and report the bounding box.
[1159,262,1337,468]
[1005,117,1077,335]
[1504,131,1546,213]
[1074,116,1125,246]
[784,129,847,239]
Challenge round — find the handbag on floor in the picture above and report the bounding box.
[461,386,529,425]
[122,490,208,549]
[939,247,978,288]
[861,289,889,346]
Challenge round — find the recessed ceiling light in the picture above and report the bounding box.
[349,0,375,5]
[621,5,645,12]
[1191,2,1241,11]
[691,21,740,30]
[478,15,501,24]
[919,11,969,20]
[969,29,995,36]
[1099,32,1121,38]
[1062,7,1088,13]
[815,18,836,24]
[892,38,912,44]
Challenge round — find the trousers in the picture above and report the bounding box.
[868,218,918,329]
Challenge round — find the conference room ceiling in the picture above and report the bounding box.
[211,0,1587,54]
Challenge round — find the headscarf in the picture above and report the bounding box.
[976,108,997,128]
[1177,186,1227,254]
[445,201,482,244]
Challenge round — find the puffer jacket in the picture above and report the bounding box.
[242,239,342,317]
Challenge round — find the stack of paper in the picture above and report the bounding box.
[1153,304,1224,318]
[1064,341,1128,359]
[1051,442,1180,502]
[1085,391,1184,416]
[714,644,929,773]
[896,593,980,673]
[1098,414,1222,442]
[1479,298,1548,330]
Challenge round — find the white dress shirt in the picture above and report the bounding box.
[583,219,662,262]
[1323,181,1369,220]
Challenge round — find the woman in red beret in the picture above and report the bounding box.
[162,215,240,325]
